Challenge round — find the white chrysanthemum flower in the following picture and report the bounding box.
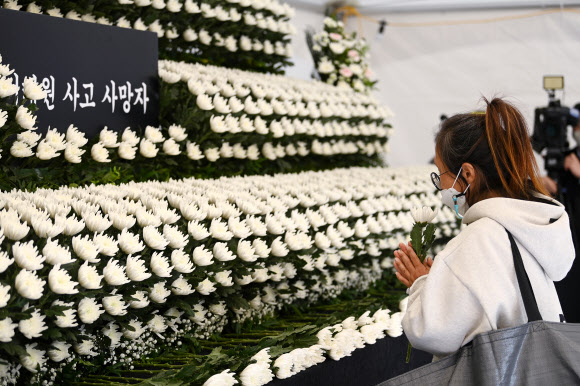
[52,300,78,328]
[213,242,236,262]
[123,319,145,340]
[15,106,37,130]
[118,229,145,254]
[48,341,72,362]
[83,211,112,233]
[171,275,195,295]
[99,126,119,148]
[168,124,187,141]
[126,255,152,282]
[10,140,34,158]
[91,142,111,162]
[14,269,45,300]
[0,283,10,308]
[18,309,47,339]
[12,240,45,270]
[171,248,195,273]
[129,290,150,309]
[410,206,438,224]
[93,233,119,256]
[149,281,171,303]
[121,127,140,146]
[151,251,174,278]
[139,138,159,158]
[102,323,122,348]
[187,220,210,240]
[147,314,168,334]
[192,245,214,266]
[20,343,47,374]
[64,143,85,163]
[66,124,88,146]
[103,259,130,286]
[163,224,188,248]
[143,225,169,250]
[72,234,101,263]
[236,240,257,262]
[0,76,19,98]
[214,270,233,287]
[75,337,98,357]
[209,218,233,241]
[78,298,104,324]
[110,211,136,231]
[0,317,18,343]
[102,295,128,316]
[77,261,103,290]
[196,278,217,295]
[48,265,79,294]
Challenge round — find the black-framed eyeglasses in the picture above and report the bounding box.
[430,171,450,191]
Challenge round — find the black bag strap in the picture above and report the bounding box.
[505,229,543,322]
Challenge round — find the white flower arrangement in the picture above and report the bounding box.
[2,0,296,63]
[310,17,376,93]
[0,165,460,384]
[207,297,409,386]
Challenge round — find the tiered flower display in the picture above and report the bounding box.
[0,165,460,384]
[310,17,376,93]
[3,0,295,73]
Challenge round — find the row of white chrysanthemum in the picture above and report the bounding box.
[2,0,294,58]
[6,121,388,162]
[204,298,408,386]
[159,60,390,111]
[2,252,389,384]
[115,0,296,21]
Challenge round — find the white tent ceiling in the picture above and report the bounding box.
[285,0,580,13]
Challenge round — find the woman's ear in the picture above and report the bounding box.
[461,162,476,186]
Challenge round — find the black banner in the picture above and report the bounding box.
[0,8,159,138]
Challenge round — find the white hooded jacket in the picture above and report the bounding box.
[402,195,575,358]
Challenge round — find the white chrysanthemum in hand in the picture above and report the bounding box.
[15,269,45,300]
[18,309,47,339]
[103,259,130,286]
[48,265,79,294]
[126,255,151,282]
[410,206,438,224]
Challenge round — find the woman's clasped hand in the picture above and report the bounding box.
[394,242,433,288]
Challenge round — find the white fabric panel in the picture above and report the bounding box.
[285,7,325,81]
[352,8,580,167]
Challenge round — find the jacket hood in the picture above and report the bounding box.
[462,195,575,281]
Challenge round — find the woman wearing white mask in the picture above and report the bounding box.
[393,97,576,359]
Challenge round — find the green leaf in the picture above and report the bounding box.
[410,224,423,261]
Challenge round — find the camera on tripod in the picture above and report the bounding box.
[531,76,579,181]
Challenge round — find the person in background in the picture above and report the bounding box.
[541,103,580,322]
[393,98,575,359]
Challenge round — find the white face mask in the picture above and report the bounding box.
[574,130,580,147]
[440,167,470,219]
